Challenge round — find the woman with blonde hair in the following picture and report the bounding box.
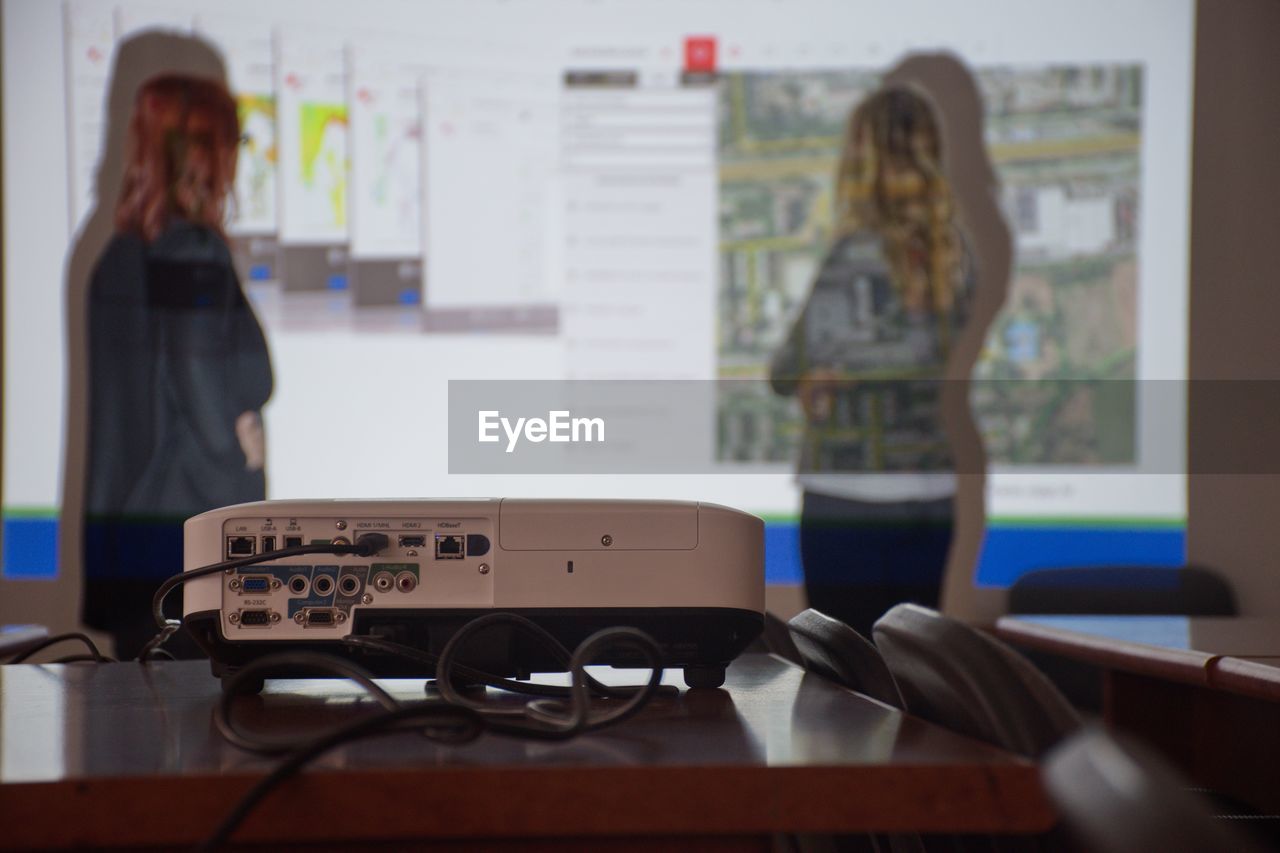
[771,84,974,638]
[83,74,273,657]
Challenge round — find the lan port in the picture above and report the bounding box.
[226,536,255,558]
[435,534,464,560]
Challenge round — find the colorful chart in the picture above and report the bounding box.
[232,93,278,232]
[298,101,348,230]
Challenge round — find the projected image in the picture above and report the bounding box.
[5,0,1192,595]
[975,67,1141,465]
[362,115,419,245]
[295,101,348,231]
[716,65,1143,467]
[234,93,278,229]
[63,5,116,232]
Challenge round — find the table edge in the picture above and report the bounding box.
[0,761,1056,848]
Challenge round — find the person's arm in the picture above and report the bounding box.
[233,281,273,414]
[232,282,272,471]
[771,236,868,402]
[769,303,808,398]
[149,256,253,466]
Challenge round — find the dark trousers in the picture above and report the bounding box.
[82,579,204,660]
[800,490,954,640]
[83,518,204,660]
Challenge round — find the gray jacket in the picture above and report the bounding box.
[769,231,974,476]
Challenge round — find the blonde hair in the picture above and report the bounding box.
[834,86,960,317]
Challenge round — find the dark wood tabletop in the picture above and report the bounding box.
[0,653,1054,850]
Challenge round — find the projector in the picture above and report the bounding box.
[183,499,764,690]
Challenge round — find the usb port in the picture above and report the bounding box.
[226,536,256,558]
[398,534,426,548]
[284,535,304,549]
[261,535,277,553]
[435,534,465,560]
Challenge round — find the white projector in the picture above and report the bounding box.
[183,499,765,689]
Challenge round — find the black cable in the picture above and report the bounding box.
[137,533,390,662]
[135,626,182,665]
[203,620,668,850]
[343,624,668,702]
[152,533,390,630]
[212,652,402,754]
[4,632,110,664]
[342,634,574,699]
[438,612,675,703]
[434,615,667,736]
[200,656,483,852]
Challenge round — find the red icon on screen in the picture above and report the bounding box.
[684,36,717,73]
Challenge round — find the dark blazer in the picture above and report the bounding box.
[84,220,272,583]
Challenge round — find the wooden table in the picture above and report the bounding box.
[0,654,1053,850]
[995,615,1280,813]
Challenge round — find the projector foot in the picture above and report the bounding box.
[221,673,265,696]
[683,665,726,690]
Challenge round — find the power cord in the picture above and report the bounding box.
[203,652,483,851]
[433,615,669,735]
[136,533,391,661]
[65,532,673,850]
[2,632,114,664]
[202,618,668,851]
[342,614,678,702]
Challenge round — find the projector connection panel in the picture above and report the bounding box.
[182,498,765,690]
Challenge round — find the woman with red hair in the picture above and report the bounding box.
[83,74,273,658]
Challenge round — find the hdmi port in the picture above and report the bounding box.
[398,534,427,548]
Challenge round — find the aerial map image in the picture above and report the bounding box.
[716,65,1143,467]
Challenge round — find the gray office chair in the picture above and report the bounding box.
[784,611,918,853]
[1008,565,1236,616]
[872,604,1081,759]
[1044,728,1265,853]
[787,609,904,709]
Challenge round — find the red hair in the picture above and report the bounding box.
[114,74,240,242]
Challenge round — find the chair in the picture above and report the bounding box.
[1044,727,1265,853]
[787,609,904,708]
[1008,565,1237,712]
[1008,565,1237,616]
[872,604,1080,758]
[784,611,918,853]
